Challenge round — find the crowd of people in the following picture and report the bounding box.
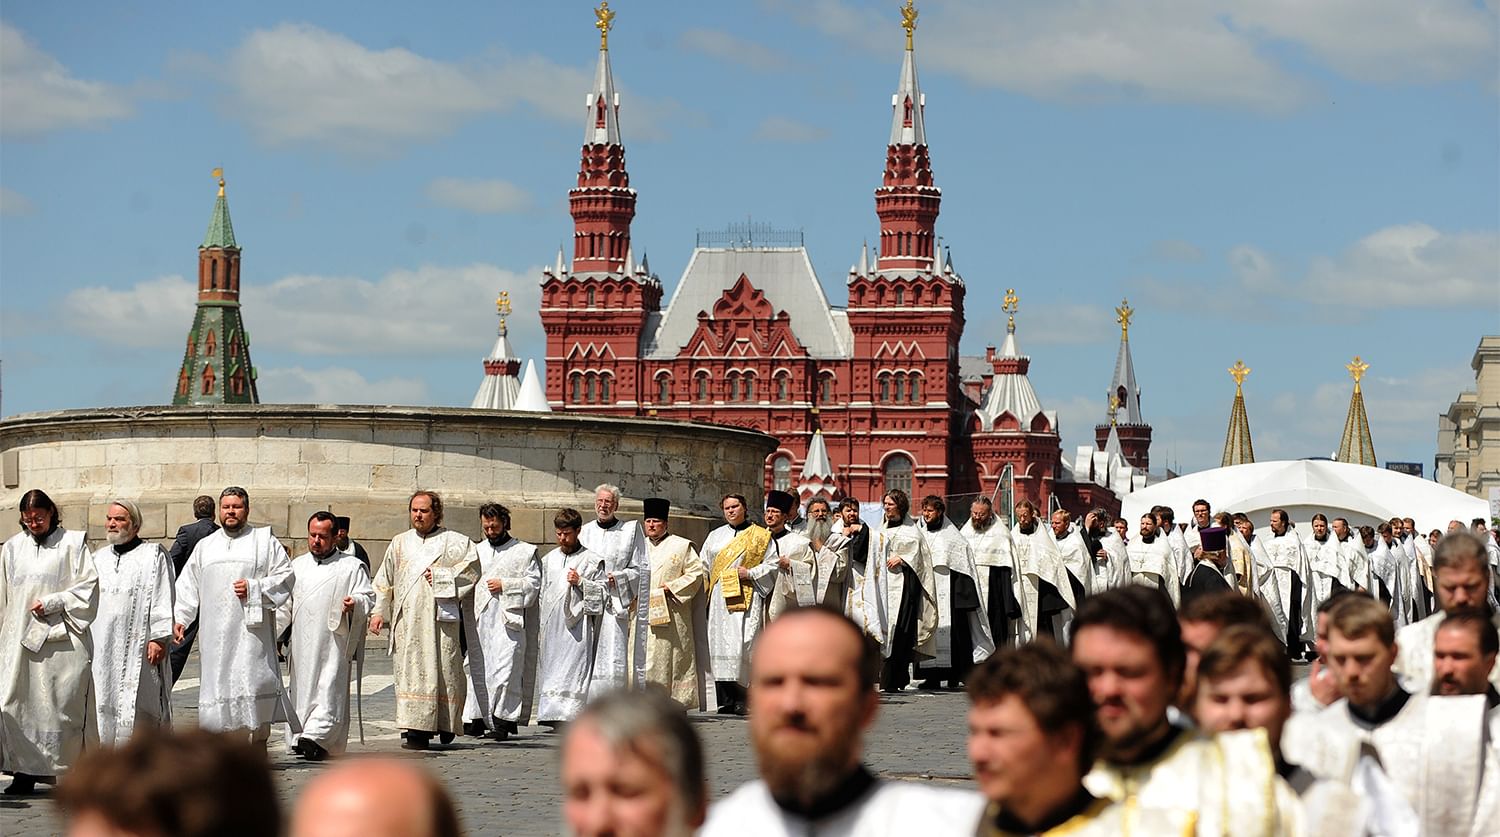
[2,482,1499,835]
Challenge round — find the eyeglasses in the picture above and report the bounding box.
[20,513,50,524]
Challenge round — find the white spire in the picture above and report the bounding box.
[623,242,634,275]
[859,240,870,275]
[555,246,567,276]
[797,430,839,502]
[936,241,946,274]
[513,359,552,412]
[584,46,622,146]
[890,45,927,147]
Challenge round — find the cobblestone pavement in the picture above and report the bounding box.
[2,650,977,836]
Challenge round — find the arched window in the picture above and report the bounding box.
[201,365,216,396]
[894,287,905,306]
[586,287,597,308]
[210,259,219,290]
[599,374,612,404]
[772,455,793,492]
[230,369,245,396]
[728,373,741,402]
[695,372,710,402]
[743,373,756,402]
[657,374,671,404]
[819,373,834,403]
[775,372,790,402]
[878,373,891,403]
[204,330,217,356]
[893,373,906,403]
[908,374,921,403]
[177,368,189,397]
[570,373,582,402]
[883,454,913,495]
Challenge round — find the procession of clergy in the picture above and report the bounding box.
[4,479,1500,835]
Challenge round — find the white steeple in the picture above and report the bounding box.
[797,430,839,502]
[513,359,552,413]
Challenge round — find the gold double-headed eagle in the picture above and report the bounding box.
[595,2,615,50]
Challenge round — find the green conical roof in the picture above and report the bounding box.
[202,179,237,249]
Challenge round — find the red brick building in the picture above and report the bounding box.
[538,13,1145,511]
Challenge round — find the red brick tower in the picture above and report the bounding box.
[971,290,1063,507]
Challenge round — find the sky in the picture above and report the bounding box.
[1,0,1497,477]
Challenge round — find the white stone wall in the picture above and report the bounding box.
[0,405,776,558]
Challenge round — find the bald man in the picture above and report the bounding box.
[291,759,461,837]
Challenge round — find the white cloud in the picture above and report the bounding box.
[0,22,134,136]
[1301,224,1500,308]
[257,365,428,405]
[218,23,689,154]
[425,177,531,214]
[679,29,794,72]
[752,115,829,143]
[0,186,36,216]
[61,262,545,359]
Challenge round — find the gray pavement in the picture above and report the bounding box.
[2,650,976,836]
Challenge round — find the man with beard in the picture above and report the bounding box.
[174,487,293,747]
[0,489,97,796]
[369,490,479,750]
[580,484,648,693]
[91,499,174,747]
[1332,517,1370,592]
[1263,510,1315,658]
[701,493,771,715]
[876,490,938,692]
[1153,506,1191,585]
[803,503,847,609]
[1360,524,1408,625]
[914,496,993,690]
[640,498,706,709]
[462,503,540,739]
[1391,530,1500,694]
[1070,586,1289,833]
[1083,510,1128,594]
[1050,510,1092,610]
[332,516,370,572]
[1431,609,1497,703]
[836,498,882,644]
[961,497,1021,647]
[1303,514,1348,614]
[753,490,817,621]
[1011,500,1076,643]
[1124,513,1179,608]
[701,606,983,835]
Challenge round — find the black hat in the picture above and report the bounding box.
[766,490,797,515]
[1199,526,1228,552]
[334,516,352,530]
[643,497,670,521]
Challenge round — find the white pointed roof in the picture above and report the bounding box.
[1108,331,1144,424]
[798,430,839,501]
[513,359,552,412]
[889,47,926,147]
[584,48,622,146]
[976,321,1046,432]
[470,322,521,410]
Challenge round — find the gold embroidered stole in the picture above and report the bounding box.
[710,524,770,612]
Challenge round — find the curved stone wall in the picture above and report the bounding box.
[0,405,777,556]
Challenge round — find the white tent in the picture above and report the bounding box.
[1120,459,1486,536]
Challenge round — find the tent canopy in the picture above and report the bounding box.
[1120,459,1487,536]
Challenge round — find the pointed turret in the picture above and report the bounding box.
[1221,360,1256,466]
[798,430,840,502]
[874,0,942,273]
[570,1,636,276]
[471,291,522,410]
[976,289,1045,431]
[1094,299,1152,470]
[513,359,552,413]
[1336,356,1378,466]
[970,289,1062,506]
[173,169,259,405]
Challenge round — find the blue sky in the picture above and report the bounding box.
[1,0,1496,476]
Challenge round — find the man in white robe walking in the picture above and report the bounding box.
[1,489,97,795]
[1125,513,1179,608]
[579,484,647,694]
[286,511,374,760]
[1332,518,1370,593]
[537,508,607,724]
[173,486,292,746]
[701,493,772,715]
[1303,514,1348,613]
[914,495,993,690]
[877,490,938,692]
[1012,500,1077,641]
[1391,531,1500,695]
[369,489,479,750]
[640,498,705,708]
[836,497,882,647]
[1264,509,1315,658]
[462,502,540,739]
[1051,509,1093,609]
[961,498,1020,646]
[91,498,173,747]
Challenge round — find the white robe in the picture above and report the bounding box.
[840,525,887,646]
[285,550,374,753]
[1096,531,1132,593]
[579,518,647,692]
[701,778,985,837]
[1392,610,1500,694]
[642,534,705,707]
[1010,522,1077,642]
[1054,527,1095,600]
[1367,540,1409,626]
[1165,526,1192,584]
[917,519,994,669]
[1125,535,1179,608]
[1338,535,1371,592]
[0,528,97,776]
[536,545,606,722]
[1303,534,1347,608]
[1238,534,1289,644]
[876,520,939,660]
[91,540,173,747]
[701,523,775,685]
[1262,531,1315,645]
[174,526,293,733]
[464,536,540,726]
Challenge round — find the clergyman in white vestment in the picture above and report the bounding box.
[913,499,993,688]
[92,499,173,747]
[0,490,98,794]
[701,494,773,714]
[579,484,647,695]
[286,512,375,759]
[537,508,608,723]
[961,499,1020,647]
[462,503,541,738]
[640,498,706,708]
[173,487,293,742]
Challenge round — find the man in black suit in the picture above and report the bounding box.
[167,494,219,682]
[334,516,370,571]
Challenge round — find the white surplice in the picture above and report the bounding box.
[372,527,479,734]
[91,540,173,747]
[1010,522,1077,642]
[174,525,292,734]
[464,536,541,726]
[1392,609,1500,694]
[1165,526,1192,585]
[1303,533,1348,608]
[840,525,887,647]
[0,527,97,776]
[1367,540,1409,626]
[875,520,939,660]
[701,777,985,837]
[917,518,993,669]
[1096,531,1132,593]
[536,545,606,722]
[1262,531,1315,645]
[1054,526,1095,600]
[1125,534,1180,608]
[1338,534,1371,592]
[643,533,705,708]
[579,518,647,693]
[285,550,373,753]
[701,523,774,686]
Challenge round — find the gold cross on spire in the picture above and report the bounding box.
[1002,287,1019,331]
[1347,355,1369,392]
[900,0,918,50]
[212,166,225,197]
[1115,298,1134,339]
[1108,394,1120,426]
[1228,360,1251,392]
[595,2,615,51]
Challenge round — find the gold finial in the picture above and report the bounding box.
[495,291,511,332]
[212,167,225,197]
[1229,360,1251,393]
[595,2,615,51]
[1002,287,1019,331]
[1108,394,1120,426]
[1347,355,1369,392]
[1115,298,1134,339]
[900,0,918,50]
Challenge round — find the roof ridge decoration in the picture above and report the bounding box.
[1336,355,1378,467]
[1221,360,1255,466]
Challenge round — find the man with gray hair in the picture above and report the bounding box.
[579,483,648,692]
[92,498,175,746]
